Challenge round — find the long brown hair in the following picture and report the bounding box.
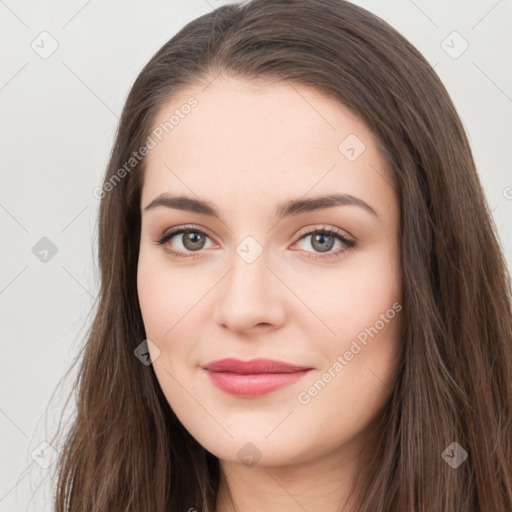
[48,0,512,510]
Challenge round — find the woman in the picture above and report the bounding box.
[50,0,512,510]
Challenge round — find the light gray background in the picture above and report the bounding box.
[1,0,511,510]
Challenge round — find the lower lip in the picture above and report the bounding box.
[203,369,311,397]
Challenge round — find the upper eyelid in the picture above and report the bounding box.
[160,224,217,243]
[295,224,354,241]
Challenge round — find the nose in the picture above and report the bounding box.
[213,245,287,334]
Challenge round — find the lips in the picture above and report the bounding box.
[201,358,312,397]
[201,357,311,374]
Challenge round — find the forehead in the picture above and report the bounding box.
[141,76,396,222]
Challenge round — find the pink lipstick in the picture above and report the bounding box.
[201,358,312,397]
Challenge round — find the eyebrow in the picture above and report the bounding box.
[143,192,380,221]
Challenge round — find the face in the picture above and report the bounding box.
[137,75,403,468]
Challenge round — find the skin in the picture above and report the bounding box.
[137,74,404,512]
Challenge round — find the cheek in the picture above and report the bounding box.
[296,245,402,346]
[136,253,199,413]
[137,262,171,339]
[293,244,403,407]
[136,249,207,385]
[137,248,201,338]
[293,301,403,458]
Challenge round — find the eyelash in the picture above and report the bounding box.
[153,224,356,261]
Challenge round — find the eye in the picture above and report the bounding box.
[153,225,216,259]
[292,225,356,260]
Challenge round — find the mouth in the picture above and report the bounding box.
[201,358,313,397]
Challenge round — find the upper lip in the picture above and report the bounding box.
[201,358,312,374]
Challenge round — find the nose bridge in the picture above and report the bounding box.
[213,235,286,331]
[230,238,268,299]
